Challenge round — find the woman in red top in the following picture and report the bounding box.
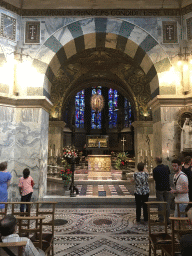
[18,168,34,213]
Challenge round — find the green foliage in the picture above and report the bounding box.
[115,152,129,170]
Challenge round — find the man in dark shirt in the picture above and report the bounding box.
[153,157,171,224]
[182,156,192,202]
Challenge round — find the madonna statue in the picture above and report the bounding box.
[181,118,192,152]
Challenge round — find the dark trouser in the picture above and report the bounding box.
[135,193,149,222]
[20,192,33,212]
[156,190,170,222]
[180,234,192,255]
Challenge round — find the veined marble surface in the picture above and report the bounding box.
[0,105,49,201]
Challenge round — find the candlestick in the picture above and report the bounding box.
[146,150,147,156]
[151,150,152,157]
[141,149,142,156]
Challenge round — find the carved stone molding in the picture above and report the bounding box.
[0,95,53,112]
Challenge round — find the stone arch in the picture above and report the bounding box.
[32,17,171,100]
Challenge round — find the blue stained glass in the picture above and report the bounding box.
[124,98,132,127]
[108,89,118,128]
[91,87,102,129]
[75,90,85,128]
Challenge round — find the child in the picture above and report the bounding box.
[18,168,34,213]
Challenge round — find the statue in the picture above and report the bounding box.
[181,118,192,152]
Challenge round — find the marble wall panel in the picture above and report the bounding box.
[0,105,49,201]
[153,121,162,157]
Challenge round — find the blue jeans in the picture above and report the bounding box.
[156,190,170,222]
[174,203,188,217]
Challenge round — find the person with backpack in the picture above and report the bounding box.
[18,168,34,213]
[170,159,189,217]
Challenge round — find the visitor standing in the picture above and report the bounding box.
[182,156,192,202]
[133,162,149,224]
[18,168,34,213]
[153,157,171,224]
[171,159,189,216]
[0,162,11,212]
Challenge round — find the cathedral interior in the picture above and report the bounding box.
[1,0,192,255]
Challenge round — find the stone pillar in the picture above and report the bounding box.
[132,121,153,170]
[48,121,66,158]
[0,96,52,201]
[148,95,192,167]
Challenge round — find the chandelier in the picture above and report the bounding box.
[90,93,105,112]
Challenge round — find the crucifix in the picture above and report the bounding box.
[121,136,126,152]
[29,25,36,40]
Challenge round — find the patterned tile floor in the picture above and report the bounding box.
[47,182,132,196]
[49,207,166,256]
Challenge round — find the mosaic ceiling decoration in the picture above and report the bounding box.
[51,48,151,120]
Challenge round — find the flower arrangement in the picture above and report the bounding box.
[60,168,72,185]
[63,145,78,159]
[115,152,129,170]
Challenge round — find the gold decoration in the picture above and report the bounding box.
[90,93,105,112]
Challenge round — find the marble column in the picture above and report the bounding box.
[148,95,192,166]
[0,96,52,201]
[48,121,66,158]
[132,121,153,171]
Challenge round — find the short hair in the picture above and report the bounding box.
[171,159,181,166]
[0,214,17,236]
[137,162,145,172]
[155,157,162,164]
[184,156,191,164]
[23,168,30,179]
[0,161,7,171]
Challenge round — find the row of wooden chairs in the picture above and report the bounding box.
[146,201,192,256]
[0,201,57,256]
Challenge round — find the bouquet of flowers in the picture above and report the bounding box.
[60,168,72,185]
[115,152,129,170]
[62,145,79,164]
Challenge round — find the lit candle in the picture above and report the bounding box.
[167,150,169,158]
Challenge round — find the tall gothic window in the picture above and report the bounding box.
[91,87,102,129]
[75,90,85,128]
[124,98,132,127]
[108,88,118,128]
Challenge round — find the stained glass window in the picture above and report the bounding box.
[75,90,85,128]
[124,98,132,127]
[108,88,118,129]
[91,87,102,129]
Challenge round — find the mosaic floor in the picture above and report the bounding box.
[50,208,166,256]
[47,182,132,196]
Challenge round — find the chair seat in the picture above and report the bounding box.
[150,233,172,244]
[161,243,181,256]
[31,233,53,244]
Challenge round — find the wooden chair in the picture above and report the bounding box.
[0,202,33,217]
[145,201,172,256]
[0,241,27,256]
[161,216,192,256]
[17,216,45,250]
[32,201,57,255]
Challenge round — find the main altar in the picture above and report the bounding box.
[86,135,111,176]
